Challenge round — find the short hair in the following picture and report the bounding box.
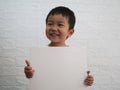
[46,6,76,30]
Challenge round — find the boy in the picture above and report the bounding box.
[24,6,94,86]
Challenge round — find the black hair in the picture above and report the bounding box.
[46,6,76,30]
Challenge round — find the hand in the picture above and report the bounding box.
[84,71,94,86]
[24,60,35,78]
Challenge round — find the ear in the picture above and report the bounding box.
[68,29,74,37]
[66,29,74,39]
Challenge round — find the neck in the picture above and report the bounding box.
[48,42,67,47]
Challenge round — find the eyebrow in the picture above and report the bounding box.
[47,20,53,22]
[47,20,65,24]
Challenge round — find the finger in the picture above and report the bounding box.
[86,76,94,81]
[87,75,93,79]
[25,71,33,78]
[85,80,93,85]
[25,60,30,66]
[84,80,93,86]
[85,83,93,86]
[24,66,32,70]
[24,69,34,78]
[87,71,90,76]
[24,69,34,73]
[85,79,94,82]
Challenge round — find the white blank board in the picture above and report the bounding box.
[30,47,88,90]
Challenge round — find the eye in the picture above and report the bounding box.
[58,23,64,27]
[47,22,53,26]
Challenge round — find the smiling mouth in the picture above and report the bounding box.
[49,33,60,37]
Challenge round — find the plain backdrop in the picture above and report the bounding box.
[0,0,120,90]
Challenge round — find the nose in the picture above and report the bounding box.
[51,25,58,31]
[49,25,58,33]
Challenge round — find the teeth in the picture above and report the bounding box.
[50,33,59,37]
[51,34,57,36]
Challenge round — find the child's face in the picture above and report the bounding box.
[46,14,74,46]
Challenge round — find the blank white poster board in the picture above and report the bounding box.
[30,47,88,90]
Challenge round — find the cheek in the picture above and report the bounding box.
[46,26,51,33]
[60,32,69,39]
[46,25,49,30]
[46,27,49,32]
[62,30,70,35]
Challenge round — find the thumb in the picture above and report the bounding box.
[87,71,90,76]
[25,60,30,66]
